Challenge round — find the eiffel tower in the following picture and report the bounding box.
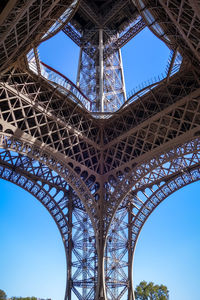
[0,0,200,299]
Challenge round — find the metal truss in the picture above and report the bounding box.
[135,0,200,66]
[1,63,200,298]
[76,44,126,112]
[0,0,79,72]
[0,143,98,300]
[1,1,200,299]
[63,17,146,51]
[1,130,200,299]
[106,151,200,299]
[75,31,126,112]
[62,3,145,112]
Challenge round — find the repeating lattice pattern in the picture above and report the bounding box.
[0,146,98,299]
[1,64,200,299]
[159,0,200,62]
[135,0,200,66]
[105,164,200,299]
[1,1,200,299]
[102,68,200,172]
[0,0,76,72]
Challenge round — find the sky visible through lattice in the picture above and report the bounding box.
[1,27,200,300]
[38,27,170,101]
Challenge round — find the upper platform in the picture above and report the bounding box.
[67,0,139,44]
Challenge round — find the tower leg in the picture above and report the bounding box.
[128,202,135,300]
[96,225,107,300]
[65,188,73,300]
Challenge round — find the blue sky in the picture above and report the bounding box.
[1,27,200,300]
[1,177,200,300]
[38,27,170,94]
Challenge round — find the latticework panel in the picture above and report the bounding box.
[0,68,102,173]
[71,207,97,299]
[0,146,98,300]
[102,68,200,172]
[1,1,200,299]
[0,0,77,72]
[158,0,200,62]
[77,42,126,112]
[104,139,200,299]
[135,0,200,65]
[105,207,129,300]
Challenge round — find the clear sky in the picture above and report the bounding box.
[1,27,200,300]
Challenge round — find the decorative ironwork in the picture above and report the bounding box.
[0,0,78,72]
[0,1,200,299]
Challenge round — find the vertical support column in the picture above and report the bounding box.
[128,202,134,300]
[118,48,127,101]
[95,185,107,300]
[99,28,104,112]
[103,49,126,111]
[33,46,41,75]
[76,47,82,87]
[75,30,126,112]
[65,187,73,300]
[96,230,107,300]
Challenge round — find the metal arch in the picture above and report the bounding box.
[130,166,200,298]
[105,137,200,231]
[134,0,200,65]
[131,167,200,251]
[0,157,71,298]
[0,155,70,238]
[100,137,200,295]
[105,157,200,299]
[0,148,97,299]
[0,0,77,72]
[0,132,98,228]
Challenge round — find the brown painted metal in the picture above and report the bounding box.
[0,0,200,299]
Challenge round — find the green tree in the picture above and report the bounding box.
[11,298,37,300]
[135,281,169,300]
[0,290,7,300]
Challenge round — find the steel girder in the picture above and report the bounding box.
[134,0,200,66]
[1,61,200,298]
[1,0,200,299]
[0,145,97,299]
[1,133,200,299]
[0,0,79,72]
[77,45,126,112]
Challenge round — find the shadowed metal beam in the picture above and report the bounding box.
[159,0,200,62]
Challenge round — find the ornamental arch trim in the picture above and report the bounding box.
[0,132,98,230]
[104,138,200,299]
[0,152,71,298]
[106,137,200,232]
[0,146,97,300]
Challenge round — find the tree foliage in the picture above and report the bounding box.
[0,290,7,300]
[0,290,50,300]
[11,298,37,300]
[135,281,169,300]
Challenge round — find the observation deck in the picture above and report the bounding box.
[25,0,183,117]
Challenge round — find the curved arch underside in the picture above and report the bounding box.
[0,146,97,299]
[0,0,200,299]
[1,65,200,300]
[1,133,200,299]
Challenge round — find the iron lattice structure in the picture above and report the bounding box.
[0,0,200,299]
